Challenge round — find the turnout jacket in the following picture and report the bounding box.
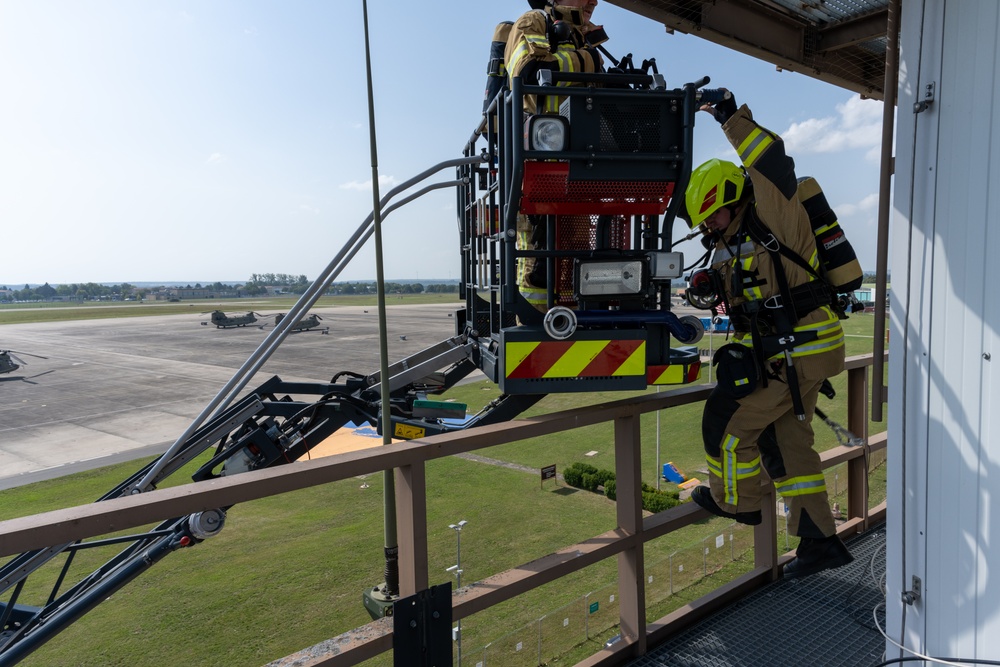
[712,105,845,381]
[504,5,605,113]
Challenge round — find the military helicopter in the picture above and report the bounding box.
[0,349,48,375]
[201,310,266,329]
[271,312,328,334]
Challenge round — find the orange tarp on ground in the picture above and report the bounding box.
[306,423,394,458]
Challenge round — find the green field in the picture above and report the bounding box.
[0,293,461,324]
[0,306,886,667]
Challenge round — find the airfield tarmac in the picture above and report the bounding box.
[0,303,466,490]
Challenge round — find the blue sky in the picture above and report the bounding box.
[0,1,885,286]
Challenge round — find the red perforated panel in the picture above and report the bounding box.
[520,162,674,215]
[551,214,629,305]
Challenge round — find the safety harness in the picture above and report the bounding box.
[728,204,834,419]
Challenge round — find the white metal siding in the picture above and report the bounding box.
[891,0,1000,660]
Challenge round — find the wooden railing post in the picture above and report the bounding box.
[396,462,429,597]
[753,481,779,577]
[846,366,870,530]
[614,412,646,653]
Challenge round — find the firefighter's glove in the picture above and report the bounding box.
[713,343,758,399]
[710,92,738,125]
[585,25,610,46]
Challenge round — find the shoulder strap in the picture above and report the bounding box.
[743,205,825,285]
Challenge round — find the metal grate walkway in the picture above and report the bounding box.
[629,527,887,667]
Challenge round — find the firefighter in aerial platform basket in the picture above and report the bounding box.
[504,0,608,311]
[681,91,854,579]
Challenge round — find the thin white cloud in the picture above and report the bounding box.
[244,27,258,36]
[783,95,883,154]
[837,193,879,216]
[338,174,399,191]
[864,145,883,163]
[299,204,320,215]
[179,10,193,22]
[206,152,226,164]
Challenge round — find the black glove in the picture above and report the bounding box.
[711,92,738,125]
[585,25,609,46]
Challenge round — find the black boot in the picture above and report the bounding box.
[691,486,762,526]
[783,534,854,579]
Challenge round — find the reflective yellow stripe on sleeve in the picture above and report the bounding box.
[507,42,531,77]
[524,34,549,49]
[553,50,574,73]
[737,128,774,167]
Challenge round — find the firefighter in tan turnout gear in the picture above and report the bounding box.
[505,0,607,311]
[505,0,605,114]
[683,92,853,579]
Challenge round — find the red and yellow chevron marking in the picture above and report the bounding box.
[506,339,645,379]
[647,362,702,385]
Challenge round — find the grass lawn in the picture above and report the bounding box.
[0,308,885,666]
[0,293,462,324]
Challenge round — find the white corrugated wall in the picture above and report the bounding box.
[889,0,1000,660]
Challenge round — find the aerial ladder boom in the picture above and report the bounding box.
[1,60,728,663]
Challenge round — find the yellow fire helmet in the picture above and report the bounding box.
[684,158,746,228]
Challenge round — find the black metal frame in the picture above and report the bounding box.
[458,70,712,391]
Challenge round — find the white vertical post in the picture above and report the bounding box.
[655,386,661,490]
[448,520,468,667]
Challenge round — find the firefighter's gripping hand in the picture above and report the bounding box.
[702,89,737,125]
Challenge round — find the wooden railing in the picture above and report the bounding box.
[0,354,886,666]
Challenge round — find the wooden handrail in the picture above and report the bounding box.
[0,354,888,667]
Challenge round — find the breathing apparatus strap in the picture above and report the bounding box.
[742,207,814,420]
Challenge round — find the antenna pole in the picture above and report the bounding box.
[362,0,399,601]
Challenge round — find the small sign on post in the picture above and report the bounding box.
[540,464,557,489]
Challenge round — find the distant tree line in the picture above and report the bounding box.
[329,282,457,295]
[243,276,460,297]
[243,273,310,296]
[1,282,143,302]
[1,277,459,302]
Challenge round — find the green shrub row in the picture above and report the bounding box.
[563,463,682,513]
[563,462,615,492]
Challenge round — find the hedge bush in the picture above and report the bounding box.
[564,462,614,492]
[565,463,682,513]
[563,462,599,488]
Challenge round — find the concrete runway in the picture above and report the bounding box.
[0,303,465,490]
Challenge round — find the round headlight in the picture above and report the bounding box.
[531,117,567,151]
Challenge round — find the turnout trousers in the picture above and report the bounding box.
[701,368,836,539]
